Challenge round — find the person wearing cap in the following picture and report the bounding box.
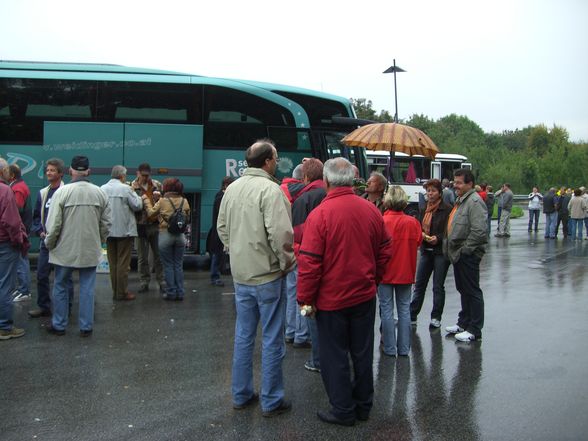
[131,163,164,293]
[44,156,111,337]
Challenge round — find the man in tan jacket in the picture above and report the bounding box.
[217,139,295,417]
[45,156,111,337]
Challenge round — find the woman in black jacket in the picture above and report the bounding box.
[410,179,452,328]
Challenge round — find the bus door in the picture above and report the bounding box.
[43,122,204,252]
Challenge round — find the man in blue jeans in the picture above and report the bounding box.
[217,140,296,417]
[44,156,111,337]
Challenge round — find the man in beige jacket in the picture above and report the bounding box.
[45,156,111,337]
[217,139,295,417]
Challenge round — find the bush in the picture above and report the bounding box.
[492,205,524,219]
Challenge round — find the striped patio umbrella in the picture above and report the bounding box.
[341,122,440,158]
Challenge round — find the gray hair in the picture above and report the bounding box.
[71,168,90,178]
[370,172,387,189]
[383,185,409,211]
[292,164,304,180]
[323,158,355,187]
[111,165,127,179]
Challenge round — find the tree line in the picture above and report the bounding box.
[351,98,588,194]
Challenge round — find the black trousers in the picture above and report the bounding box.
[316,297,376,420]
[453,253,484,338]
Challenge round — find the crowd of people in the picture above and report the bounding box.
[1,142,585,427]
[0,156,191,339]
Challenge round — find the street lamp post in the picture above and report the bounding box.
[383,59,405,123]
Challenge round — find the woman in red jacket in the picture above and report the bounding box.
[378,186,423,356]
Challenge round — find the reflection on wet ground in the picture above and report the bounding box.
[1,217,586,440]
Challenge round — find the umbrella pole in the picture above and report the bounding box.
[393,59,399,123]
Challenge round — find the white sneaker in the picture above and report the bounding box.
[430,318,441,328]
[445,324,464,334]
[455,330,478,342]
[12,292,31,302]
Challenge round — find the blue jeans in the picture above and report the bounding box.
[16,253,31,294]
[545,212,558,238]
[52,265,96,332]
[158,231,186,299]
[210,252,221,282]
[0,243,19,331]
[232,277,286,412]
[285,268,309,343]
[410,250,450,321]
[37,243,73,312]
[528,209,540,231]
[486,213,492,237]
[570,218,583,240]
[378,284,412,356]
[306,316,320,368]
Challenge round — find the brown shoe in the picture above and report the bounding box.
[123,292,136,301]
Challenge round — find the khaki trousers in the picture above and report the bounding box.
[106,237,134,299]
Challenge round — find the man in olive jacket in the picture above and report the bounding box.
[45,156,111,337]
[217,140,295,417]
[443,169,487,342]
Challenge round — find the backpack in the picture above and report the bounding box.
[166,197,187,234]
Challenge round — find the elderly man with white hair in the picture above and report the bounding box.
[297,158,393,426]
[101,165,143,301]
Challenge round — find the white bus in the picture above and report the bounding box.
[366,150,471,212]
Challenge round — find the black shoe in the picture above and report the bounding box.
[285,337,294,344]
[28,308,51,318]
[317,410,355,426]
[138,284,149,293]
[233,393,259,410]
[292,341,311,349]
[163,295,177,301]
[46,325,65,336]
[262,399,292,417]
[80,329,93,337]
[355,408,370,422]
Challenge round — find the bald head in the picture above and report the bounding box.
[246,140,276,168]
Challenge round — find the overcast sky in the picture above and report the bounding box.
[2,0,587,141]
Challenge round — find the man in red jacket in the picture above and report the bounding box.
[297,157,393,426]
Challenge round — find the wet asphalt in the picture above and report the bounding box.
[1,215,587,441]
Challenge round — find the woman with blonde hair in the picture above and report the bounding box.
[378,185,422,356]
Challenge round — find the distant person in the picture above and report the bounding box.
[101,165,143,301]
[442,178,455,207]
[44,156,111,337]
[379,185,422,357]
[206,176,234,287]
[143,178,191,301]
[7,164,32,302]
[582,187,588,239]
[132,163,164,294]
[217,139,295,417]
[494,186,504,232]
[527,186,543,232]
[361,172,387,214]
[297,158,393,426]
[568,188,588,241]
[0,158,28,341]
[280,164,305,204]
[484,185,495,236]
[542,188,558,239]
[410,179,452,329]
[555,187,570,238]
[496,183,513,238]
[28,158,73,319]
[444,169,487,342]
[291,158,326,371]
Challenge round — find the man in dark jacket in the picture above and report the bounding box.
[543,188,558,239]
[289,158,326,370]
[207,176,234,286]
[297,158,393,426]
[555,187,571,238]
